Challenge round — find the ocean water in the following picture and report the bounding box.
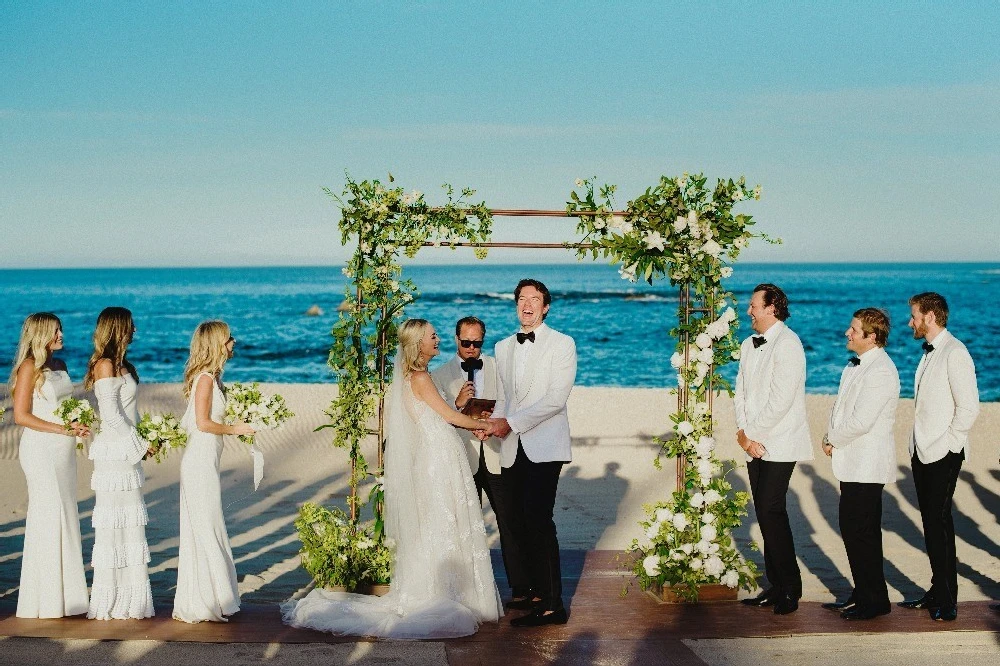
[0,263,997,401]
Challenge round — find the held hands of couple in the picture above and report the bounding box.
[736,428,767,459]
[473,417,512,441]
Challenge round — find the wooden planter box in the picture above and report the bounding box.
[646,582,738,604]
[323,584,391,596]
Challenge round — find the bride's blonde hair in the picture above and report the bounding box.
[397,319,430,376]
[183,320,231,397]
[8,313,61,394]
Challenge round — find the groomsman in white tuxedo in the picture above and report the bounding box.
[898,292,979,622]
[820,308,899,620]
[735,283,813,615]
[431,316,529,603]
[489,279,576,627]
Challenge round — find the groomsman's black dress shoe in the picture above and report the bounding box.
[821,598,856,613]
[773,595,799,615]
[506,597,540,611]
[510,608,568,627]
[898,593,938,610]
[989,603,1000,613]
[740,589,777,607]
[930,606,957,622]
[841,605,891,621]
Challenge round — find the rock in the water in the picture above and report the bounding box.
[336,299,353,312]
[305,304,324,317]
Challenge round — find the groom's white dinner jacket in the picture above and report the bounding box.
[734,321,813,462]
[432,353,506,475]
[494,323,576,467]
[911,329,979,464]
[827,347,900,485]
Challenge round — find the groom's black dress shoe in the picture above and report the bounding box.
[510,608,568,627]
[772,595,799,615]
[930,606,957,622]
[989,603,1000,613]
[740,589,777,607]
[841,605,890,620]
[898,593,938,610]
[506,597,540,611]
[821,598,856,613]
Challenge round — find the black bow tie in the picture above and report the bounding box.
[516,331,535,344]
[922,342,934,354]
[460,358,483,373]
[752,336,767,349]
[848,357,860,366]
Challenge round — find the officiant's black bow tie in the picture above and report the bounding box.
[848,357,861,366]
[517,331,535,344]
[461,358,483,373]
[752,336,767,348]
[922,342,934,354]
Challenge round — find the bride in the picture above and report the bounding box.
[282,319,503,638]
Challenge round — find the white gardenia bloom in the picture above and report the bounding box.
[705,555,726,577]
[687,210,697,226]
[702,524,718,541]
[619,263,638,282]
[721,570,740,588]
[680,542,693,554]
[644,230,665,251]
[695,332,713,349]
[670,352,684,369]
[722,307,737,323]
[593,218,607,230]
[645,523,661,540]
[676,421,695,437]
[575,178,584,187]
[673,215,687,233]
[689,223,702,240]
[690,558,703,571]
[720,266,733,279]
[731,349,741,360]
[697,540,713,554]
[697,459,715,478]
[734,236,747,249]
[694,436,716,457]
[753,185,762,199]
[702,512,716,524]
[655,507,673,523]
[701,239,723,258]
[695,361,709,378]
[732,189,744,201]
[642,554,660,577]
[704,489,723,504]
[697,347,714,365]
[673,513,689,531]
[672,550,686,561]
[691,492,705,507]
[389,280,400,291]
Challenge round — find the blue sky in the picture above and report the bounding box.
[2,1,998,267]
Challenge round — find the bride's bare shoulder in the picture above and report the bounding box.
[408,371,434,398]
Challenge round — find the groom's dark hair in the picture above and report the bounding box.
[514,279,552,314]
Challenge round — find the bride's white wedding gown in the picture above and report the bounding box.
[281,367,502,639]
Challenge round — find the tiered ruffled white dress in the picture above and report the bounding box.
[16,369,89,618]
[88,374,154,620]
[172,372,240,623]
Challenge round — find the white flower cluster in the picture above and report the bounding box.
[225,382,295,445]
[137,412,188,463]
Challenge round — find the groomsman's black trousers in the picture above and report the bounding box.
[505,440,565,612]
[839,482,889,611]
[473,445,530,597]
[912,449,964,609]
[747,459,801,599]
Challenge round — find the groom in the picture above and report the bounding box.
[489,279,576,627]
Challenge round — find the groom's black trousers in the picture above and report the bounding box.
[506,440,565,612]
[473,445,531,597]
[747,458,801,599]
[912,450,964,609]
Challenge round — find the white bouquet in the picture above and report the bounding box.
[137,412,188,463]
[224,382,294,445]
[54,397,97,449]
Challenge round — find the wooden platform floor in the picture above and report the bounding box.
[3,551,999,665]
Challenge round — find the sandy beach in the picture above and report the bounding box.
[1,385,998,607]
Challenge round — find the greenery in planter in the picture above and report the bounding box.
[295,502,392,589]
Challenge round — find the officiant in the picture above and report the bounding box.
[432,316,527,601]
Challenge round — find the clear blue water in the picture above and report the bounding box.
[1,263,997,400]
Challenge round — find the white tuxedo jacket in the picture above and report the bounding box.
[911,329,980,464]
[827,347,900,484]
[494,323,576,467]
[431,354,505,475]
[734,321,813,462]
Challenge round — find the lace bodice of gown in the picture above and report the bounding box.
[30,370,74,422]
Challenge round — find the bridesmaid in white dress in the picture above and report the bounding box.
[172,321,254,623]
[9,313,90,618]
[84,307,154,620]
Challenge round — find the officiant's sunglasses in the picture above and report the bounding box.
[459,339,484,349]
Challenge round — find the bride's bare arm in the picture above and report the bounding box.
[410,371,490,431]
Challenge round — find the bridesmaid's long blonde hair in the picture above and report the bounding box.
[84,307,138,389]
[397,319,430,376]
[183,321,231,397]
[8,313,62,394]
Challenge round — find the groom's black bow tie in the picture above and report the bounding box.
[461,358,483,373]
[752,336,767,348]
[516,331,536,344]
[848,357,861,366]
[922,342,934,354]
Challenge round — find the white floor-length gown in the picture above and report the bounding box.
[16,369,89,618]
[172,372,239,623]
[88,373,154,619]
[281,356,502,639]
